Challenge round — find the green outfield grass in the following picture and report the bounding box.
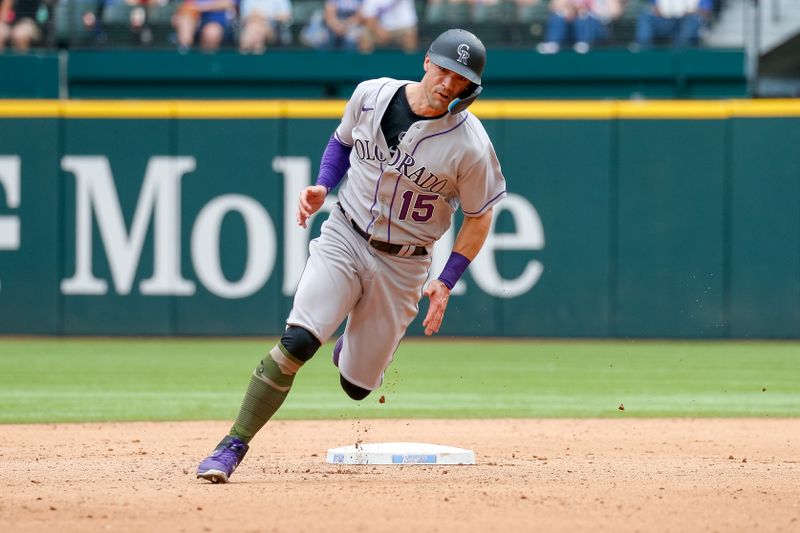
[0,338,798,423]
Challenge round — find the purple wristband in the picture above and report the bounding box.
[438,252,471,290]
[316,134,352,192]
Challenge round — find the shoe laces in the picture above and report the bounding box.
[213,439,246,464]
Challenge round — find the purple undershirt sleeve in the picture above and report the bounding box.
[316,135,352,192]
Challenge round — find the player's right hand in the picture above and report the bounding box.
[297,185,328,228]
[422,280,451,336]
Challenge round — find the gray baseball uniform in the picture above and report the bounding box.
[287,77,506,390]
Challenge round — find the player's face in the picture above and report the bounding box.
[421,56,473,113]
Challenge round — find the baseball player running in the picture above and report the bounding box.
[197,28,507,483]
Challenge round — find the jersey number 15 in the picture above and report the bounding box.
[398,191,438,222]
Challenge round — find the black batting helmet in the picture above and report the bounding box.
[426,28,486,113]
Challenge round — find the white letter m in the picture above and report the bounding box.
[60,156,196,296]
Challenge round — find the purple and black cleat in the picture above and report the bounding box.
[333,336,343,368]
[197,435,249,484]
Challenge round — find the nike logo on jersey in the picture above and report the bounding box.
[361,106,374,112]
[353,138,447,194]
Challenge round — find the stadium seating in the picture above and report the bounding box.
[34,0,729,50]
[53,0,102,47]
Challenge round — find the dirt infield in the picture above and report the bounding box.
[2,419,798,532]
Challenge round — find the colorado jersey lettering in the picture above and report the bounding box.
[335,77,506,247]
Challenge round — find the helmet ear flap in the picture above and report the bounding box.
[448,85,482,114]
[459,82,479,100]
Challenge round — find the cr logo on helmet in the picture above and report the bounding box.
[457,44,470,65]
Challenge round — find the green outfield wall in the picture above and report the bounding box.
[0,48,747,100]
[0,99,798,338]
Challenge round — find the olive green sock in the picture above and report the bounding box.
[229,343,303,443]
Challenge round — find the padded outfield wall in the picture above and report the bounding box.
[0,49,747,100]
[0,99,799,338]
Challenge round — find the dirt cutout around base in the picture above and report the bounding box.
[2,419,799,532]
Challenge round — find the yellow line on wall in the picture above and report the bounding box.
[282,100,347,118]
[0,100,61,117]
[614,100,731,119]
[60,100,175,118]
[727,99,800,117]
[0,99,799,119]
[471,101,617,119]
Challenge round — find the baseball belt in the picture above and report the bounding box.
[337,203,428,257]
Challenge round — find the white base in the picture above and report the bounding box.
[326,442,475,465]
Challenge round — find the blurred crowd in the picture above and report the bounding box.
[0,0,725,53]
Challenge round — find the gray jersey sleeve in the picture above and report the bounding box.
[457,118,507,216]
[334,78,389,147]
[333,95,359,147]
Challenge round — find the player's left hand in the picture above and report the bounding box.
[422,280,451,336]
[297,185,328,228]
